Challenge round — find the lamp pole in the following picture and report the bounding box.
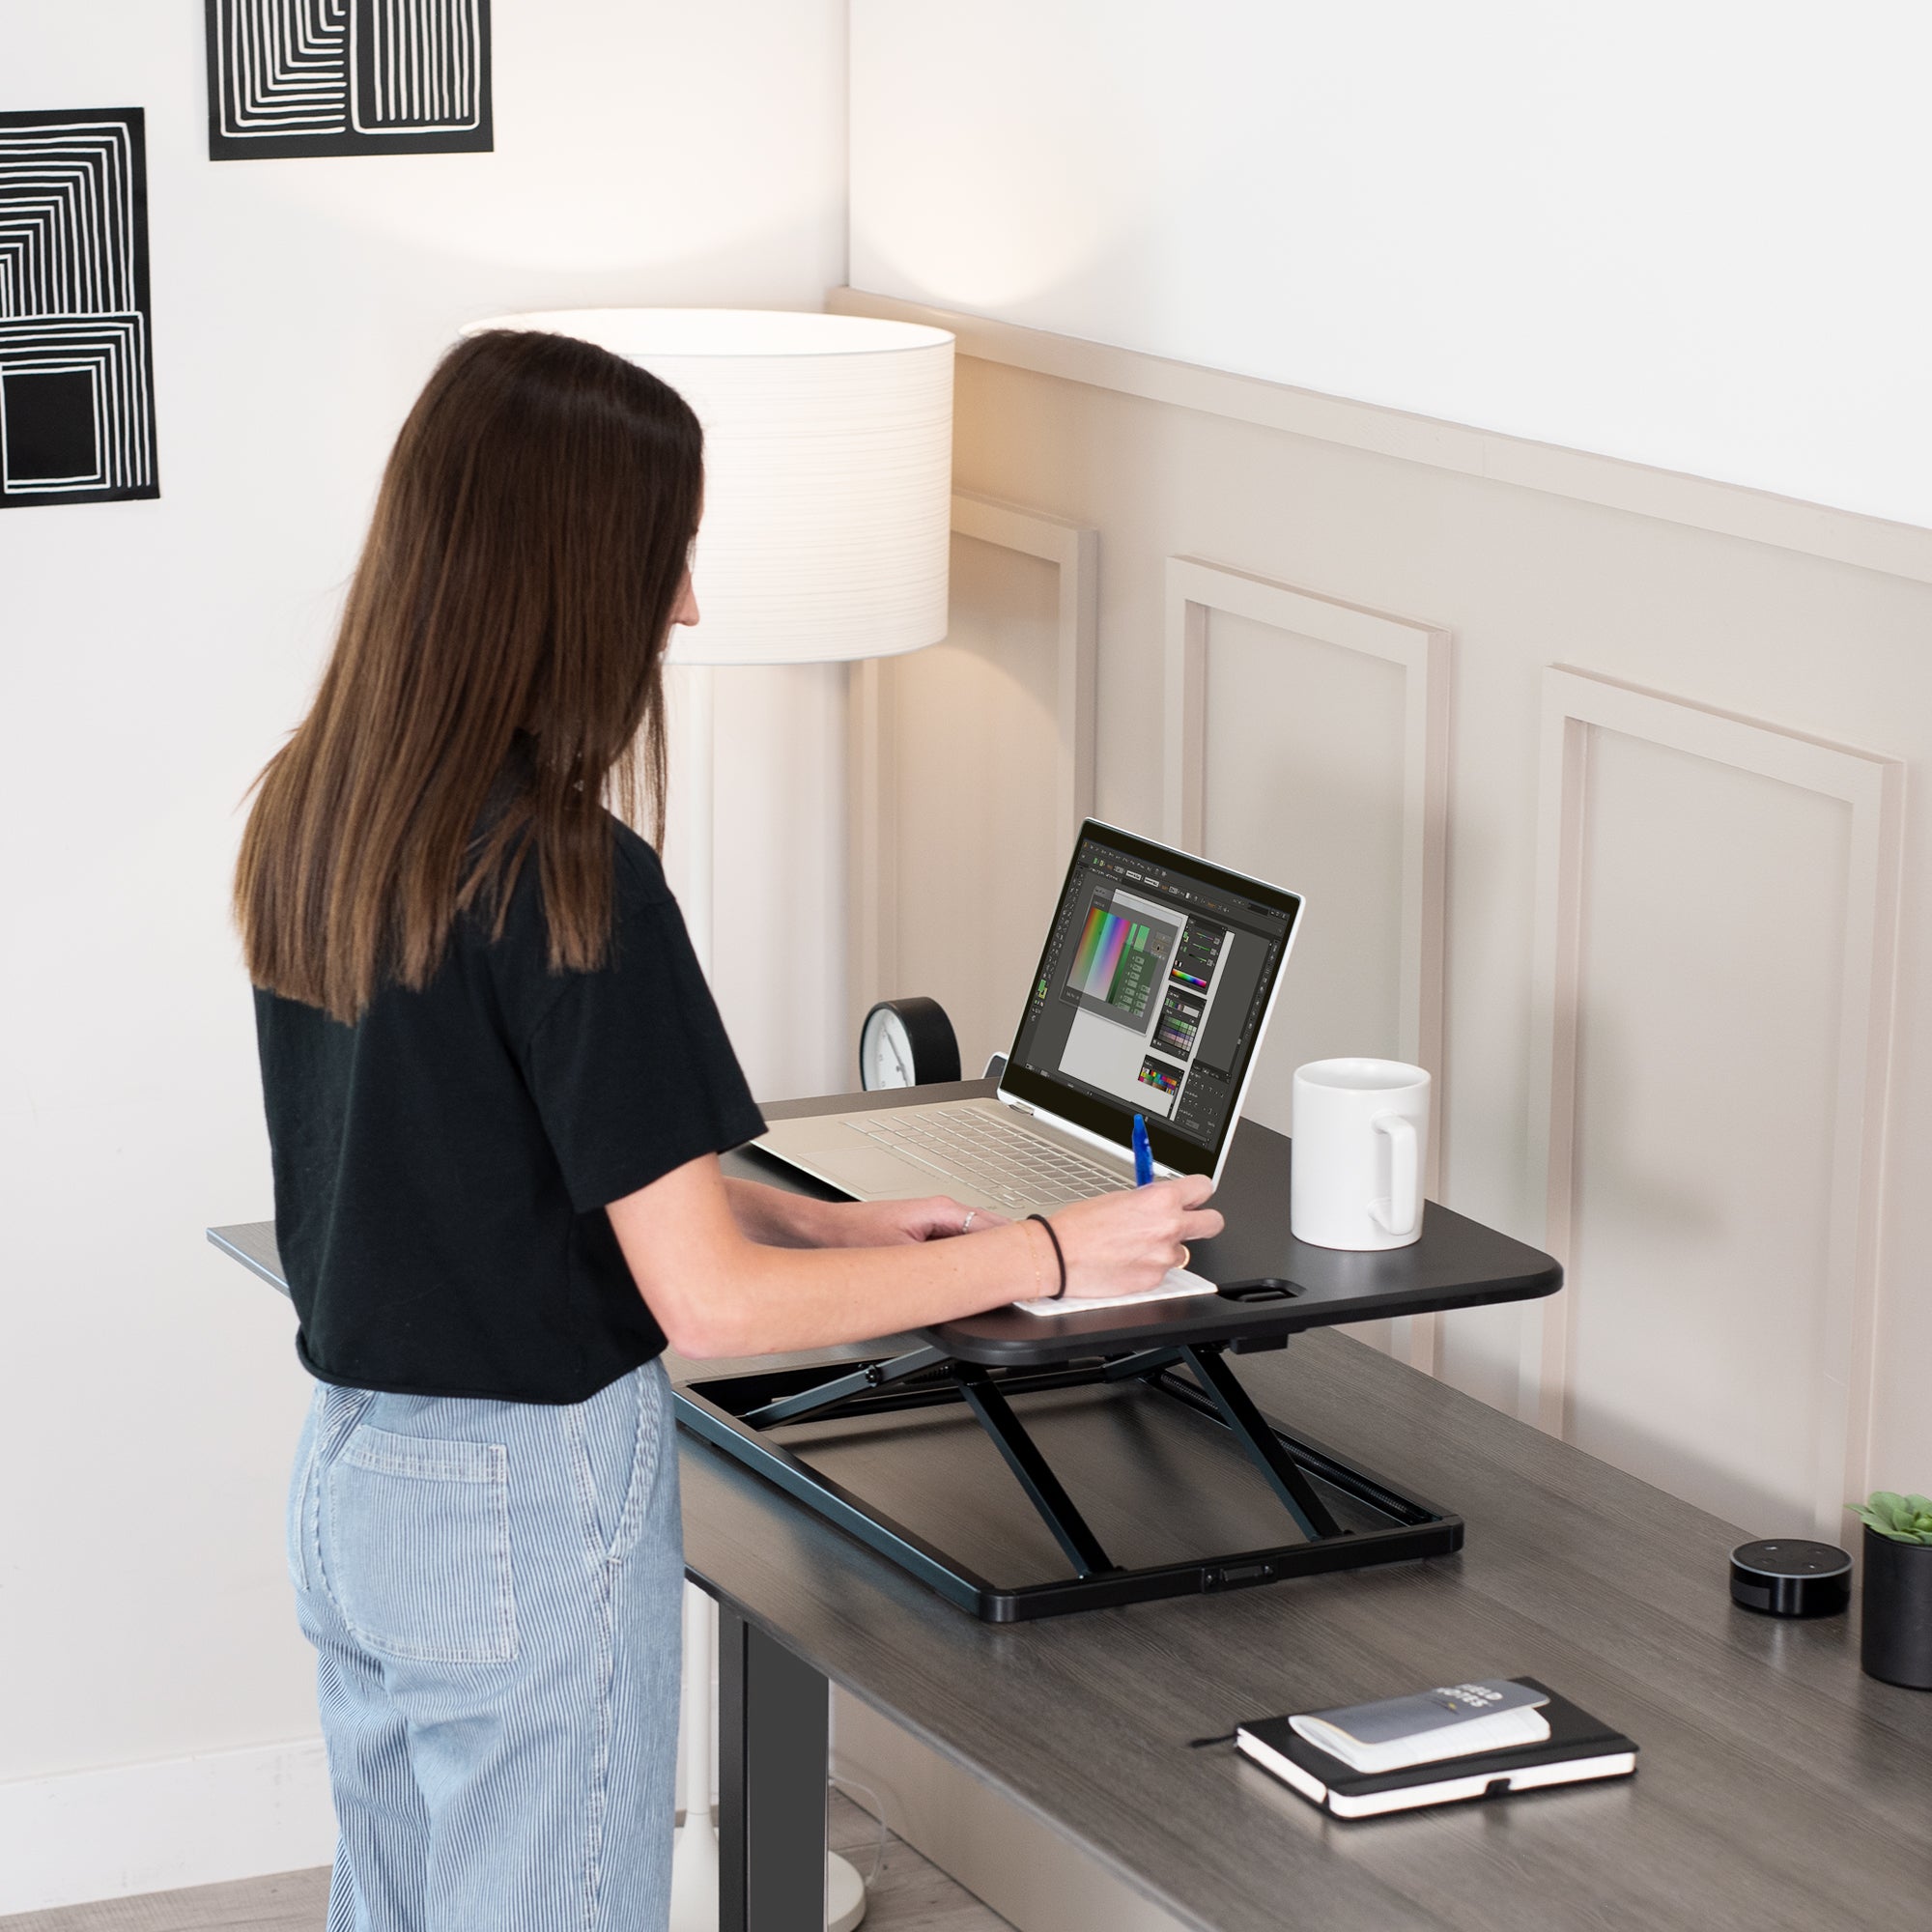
[663,668,867,1932]
[668,666,723,1927]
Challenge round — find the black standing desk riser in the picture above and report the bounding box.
[678,1339,1463,1621]
[686,1082,1563,1623]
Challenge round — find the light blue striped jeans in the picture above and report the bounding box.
[287,1359,683,1932]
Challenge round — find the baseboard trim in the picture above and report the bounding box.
[0,1737,336,1916]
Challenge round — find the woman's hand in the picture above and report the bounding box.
[1044,1177,1223,1298]
[819,1196,1009,1247]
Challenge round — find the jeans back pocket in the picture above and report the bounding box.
[327,1424,517,1664]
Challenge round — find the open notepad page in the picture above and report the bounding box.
[1013,1265,1221,1316]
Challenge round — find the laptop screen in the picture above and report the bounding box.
[1000,821,1303,1179]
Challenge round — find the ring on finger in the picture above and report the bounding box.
[961,1209,977,1234]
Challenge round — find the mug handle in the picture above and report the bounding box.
[1370,1115,1420,1237]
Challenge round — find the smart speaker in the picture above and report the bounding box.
[1729,1539,1852,1618]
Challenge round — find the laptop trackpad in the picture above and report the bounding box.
[807,1146,943,1200]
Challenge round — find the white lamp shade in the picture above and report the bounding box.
[468,308,954,667]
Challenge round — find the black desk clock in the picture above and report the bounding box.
[859,996,960,1090]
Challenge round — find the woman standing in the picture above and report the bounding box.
[235,329,1219,1932]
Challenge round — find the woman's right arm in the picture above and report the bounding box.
[608,1152,1223,1359]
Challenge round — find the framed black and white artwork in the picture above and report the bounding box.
[0,108,158,510]
[206,1,495,159]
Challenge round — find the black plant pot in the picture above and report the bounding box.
[1861,1524,1932,1689]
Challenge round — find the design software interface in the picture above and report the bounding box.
[1009,833,1295,1151]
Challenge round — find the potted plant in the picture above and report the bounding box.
[1852,1492,1932,1690]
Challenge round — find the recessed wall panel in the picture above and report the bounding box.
[1566,728,1850,1531]
[1199,611,1407,1136]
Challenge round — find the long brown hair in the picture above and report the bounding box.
[236,329,703,1022]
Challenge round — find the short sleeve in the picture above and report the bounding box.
[522,840,765,1214]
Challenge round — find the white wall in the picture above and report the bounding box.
[0,0,847,1907]
[852,1,1932,529]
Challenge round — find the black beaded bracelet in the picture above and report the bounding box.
[1026,1212,1067,1299]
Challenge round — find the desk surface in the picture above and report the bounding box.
[673,1331,1932,1932]
[212,1200,1932,1932]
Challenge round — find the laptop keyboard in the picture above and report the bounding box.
[843,1106,1127,1210]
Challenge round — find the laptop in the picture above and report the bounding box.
[755,821,1304,1217]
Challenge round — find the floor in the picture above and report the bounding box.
[0,1795,1011,1932]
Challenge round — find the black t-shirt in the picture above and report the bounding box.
[253,817,765,1404]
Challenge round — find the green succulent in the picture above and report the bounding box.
[1852,1492,1932,1545]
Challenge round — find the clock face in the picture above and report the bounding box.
[862,1007,918,1090]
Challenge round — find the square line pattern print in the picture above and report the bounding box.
[0,108,157,509]
[207,0,494,158]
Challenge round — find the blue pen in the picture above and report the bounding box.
[1132,1113,1154,1185]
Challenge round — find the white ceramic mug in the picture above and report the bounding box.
[1290,1058,1432,1251]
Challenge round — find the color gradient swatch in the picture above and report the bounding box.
[1071,905,1149,1005]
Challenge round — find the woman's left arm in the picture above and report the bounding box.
[722,1177,998,1250]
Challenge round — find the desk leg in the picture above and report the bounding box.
[717,1605,828,1932]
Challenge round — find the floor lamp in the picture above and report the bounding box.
[469,306,956,1929]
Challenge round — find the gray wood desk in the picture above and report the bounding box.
[210,1164,1932,1932]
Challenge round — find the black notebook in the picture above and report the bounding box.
[1236,1678,1637,1819]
